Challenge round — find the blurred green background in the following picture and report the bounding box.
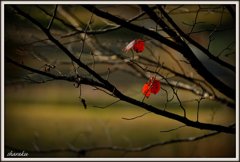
[4,4,236,158]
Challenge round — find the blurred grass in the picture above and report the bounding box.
[4,102,236,157]
[4,83,235,157]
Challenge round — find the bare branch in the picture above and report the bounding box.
[225,5,235,19]
[157,5,235,100]
[5,56,108,90]
[157,5,235,73]
[82,5,181,53]
[57,6,101,55]
[81,5,235,100]
[10,5,235,134]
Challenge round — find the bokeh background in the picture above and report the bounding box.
[4,4,236,158]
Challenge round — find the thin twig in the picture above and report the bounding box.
[122,112,152,120]
[187,5,201,36]
[208,6,225,51]
[161,87,174,111]
[167,4,185,14]
[79,8,95,59]
[93,100,121,109]
[106,68,110,81]
[195,83,205,122]
[217,41,235,58]
[47,5,58,30]
[160,125,186,133]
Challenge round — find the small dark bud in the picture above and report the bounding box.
[81,99,87,109]
[45,66,50,73]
